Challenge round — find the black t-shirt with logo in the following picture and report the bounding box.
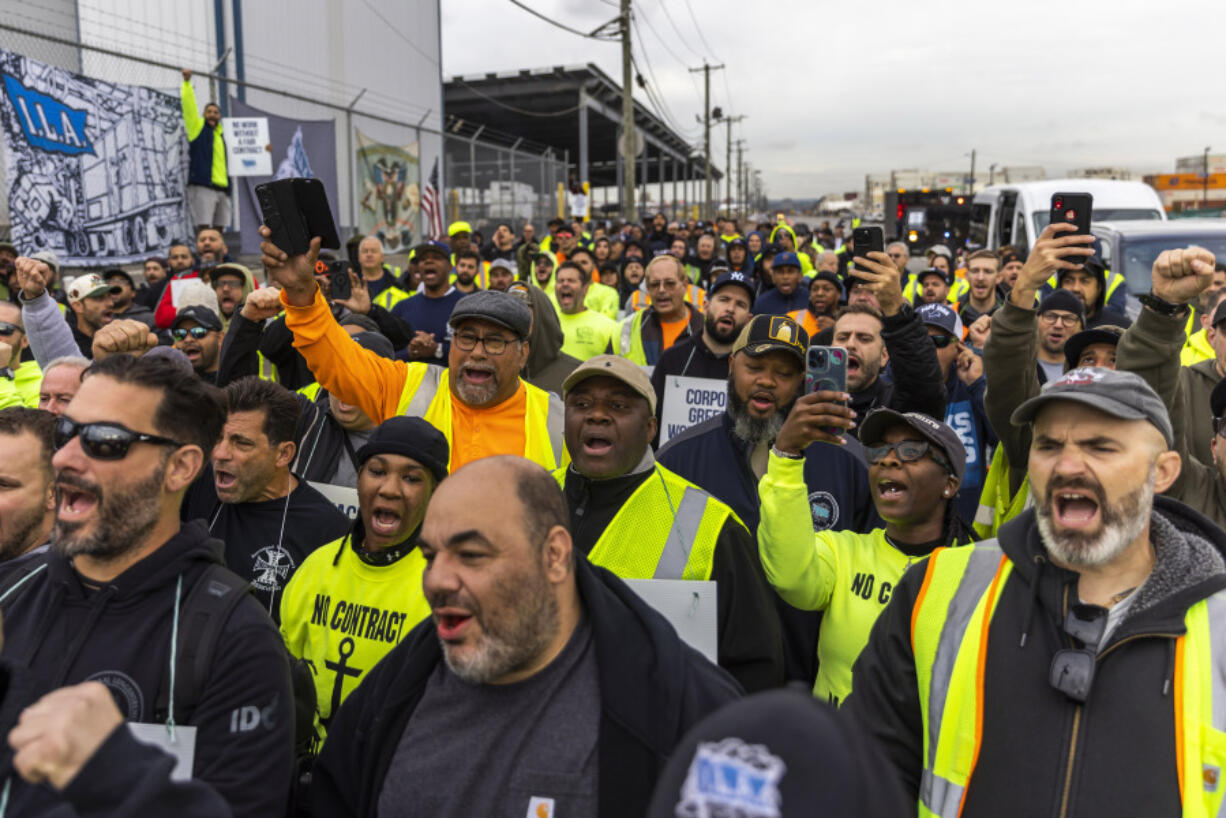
[183,467,350,621]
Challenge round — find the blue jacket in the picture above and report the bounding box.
[391,289,464,361]
[942,368,997,523]
[752,282,810,316]
[657,412,879,538]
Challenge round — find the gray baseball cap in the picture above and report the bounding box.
[1011,367,1173,447]
[859,408,967,483]
[447,289,531,339]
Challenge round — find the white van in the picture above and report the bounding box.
[969,179,1166,252]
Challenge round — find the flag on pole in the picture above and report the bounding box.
[422,158,443,241]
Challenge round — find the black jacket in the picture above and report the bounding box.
[0,521,294,817]
[848,303,947,435]
[562,461,784,692]
[846,498,1226,817]
[309,554,742,817]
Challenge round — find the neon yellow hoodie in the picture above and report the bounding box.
[758,451,969,705]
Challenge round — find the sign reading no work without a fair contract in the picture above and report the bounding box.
[222,117,271,176]
[660,376,726,445]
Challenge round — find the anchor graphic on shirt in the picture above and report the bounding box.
[322,637,362,726]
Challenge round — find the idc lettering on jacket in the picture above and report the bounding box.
[229,695,279,734]
[312,594,412,644]
[849,572,893,605]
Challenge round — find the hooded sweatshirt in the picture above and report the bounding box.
[521,282,581,396]
[768,225,815,275]
[0,520,294,817]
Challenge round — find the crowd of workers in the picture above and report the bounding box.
[1,182,1226,817]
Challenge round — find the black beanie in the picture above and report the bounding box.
[354,416,449,482]
[1037,289,1086,322]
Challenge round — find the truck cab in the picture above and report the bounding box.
[970,179,1166,253]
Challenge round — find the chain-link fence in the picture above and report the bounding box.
[0,10,566,259]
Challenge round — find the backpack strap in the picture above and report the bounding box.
[155,563,253,721]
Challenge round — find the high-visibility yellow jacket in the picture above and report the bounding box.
[971,447,1030,540]
[551,462,734,582]
[1184,323,1214,367]
[279,532,431,739]
[908,540,1226,817]
[180,80,227,189]
[0,360,41,410]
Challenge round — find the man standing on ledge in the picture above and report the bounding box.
[258,228,564,472]
[180,68,229,232]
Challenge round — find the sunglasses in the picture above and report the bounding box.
[171,326,212,341]
[1049,604,1107,703]
[54,416,183,460]
[0,321,21,335]
[865,439,951,472]
[929,334,956,348]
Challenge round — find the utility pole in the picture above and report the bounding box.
[689,62,724,222]
[721,115,745,217]
[989,163,997,186]
[1205,146,1212,208]
[620,0,636,223]
[968,148,977,196]
[735,139,745,220]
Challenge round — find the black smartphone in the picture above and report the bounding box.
[852,226,884,273]
[326,260,351,301]
[256,177,341,256]
[806,345,849,437]
[1050,192,1093,237]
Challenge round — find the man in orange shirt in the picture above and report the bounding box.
[610,256,704,366]
[258,229,564,472]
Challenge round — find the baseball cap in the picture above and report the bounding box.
[355,416,450,483]
[102,268,134,288]
[1211,300,1226,329]
[917,267,952,286]
[858,408,967,483]
[489,258,516,276]
[447,221,472,237]
[732,314,809,366]
[171,304,223,332]
[1063,325,1123,369]
[66,274,120,303]
[709,270,755,307]
[562,354,657,414]
[645,688,909,818]
[447,290,532,339]
[772,251,801,270]
[926,244,953,260]
[555,224,576,237]
[410,239,450,260]
[29,251,58,274]
[1011,368,1174,448]
[210,262,250,283]
[916,302,964,338]
[1036,289,1085,322]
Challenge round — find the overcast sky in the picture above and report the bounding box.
[442,0,1225,198]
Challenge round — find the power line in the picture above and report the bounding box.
[680,0,720,59]
[359,0,441,64]
[629,15,699,138]
[506,0,619,40]
[647,0,705,61]
[452,78,586,117]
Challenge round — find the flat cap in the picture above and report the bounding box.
[447,290,532,339]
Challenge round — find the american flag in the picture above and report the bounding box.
[422,158,443,241]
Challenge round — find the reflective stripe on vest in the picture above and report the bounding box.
[617,311,648,365]
[911,543,1012,817]
[972,447,1031,540]
[258,351,278,383]
[395,366,562,471]
[552,464,728,581]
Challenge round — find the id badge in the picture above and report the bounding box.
[127,723,197,781]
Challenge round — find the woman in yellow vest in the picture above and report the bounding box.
[280,417,447,738]
[759,405,973,705]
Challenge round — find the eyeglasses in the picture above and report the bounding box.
[213,279,243,290]
[453,332,516,355]
[0,321,21,335]
[171,326,212,341]
[1039,312,1081,328]
[865,439,951,472]
[929,334,956,349]
[53,416,183,460]
[1049,604,1107,703]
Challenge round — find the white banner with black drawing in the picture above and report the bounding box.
[0,48,191,265]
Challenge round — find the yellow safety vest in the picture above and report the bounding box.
[1042,270,1126,305]
[905,274,965,306]
[787,308,822,338]
[372,285,410,312]
[910,542,1226,817]
[613,310,649,365]
[971,447,1030,540]
[551,463,731,580]
[257,351,278,384]
[1184,321,1213,367]
[394,365,564,471]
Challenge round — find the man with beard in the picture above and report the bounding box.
[281,417,448,737]
[554,262,617,361]
[0,354,294,816]
[207,262,255,328]
[309,455,740,817]
[452,249,483,294]
[957,249,1004,326]
[153,229,232,329]
[487,258,516,292]
[482,222,516,263]
[845,367,1226,818]
[392,241,464,363]
[831,248,947,437]
[651,271,755,413]
[103,269,156,329]
[182,376,349,619]
[260,228,565,471]
[658,314,877,682]
[556,356,784,691]
[0,407,55,564]
[170,305,224,383]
